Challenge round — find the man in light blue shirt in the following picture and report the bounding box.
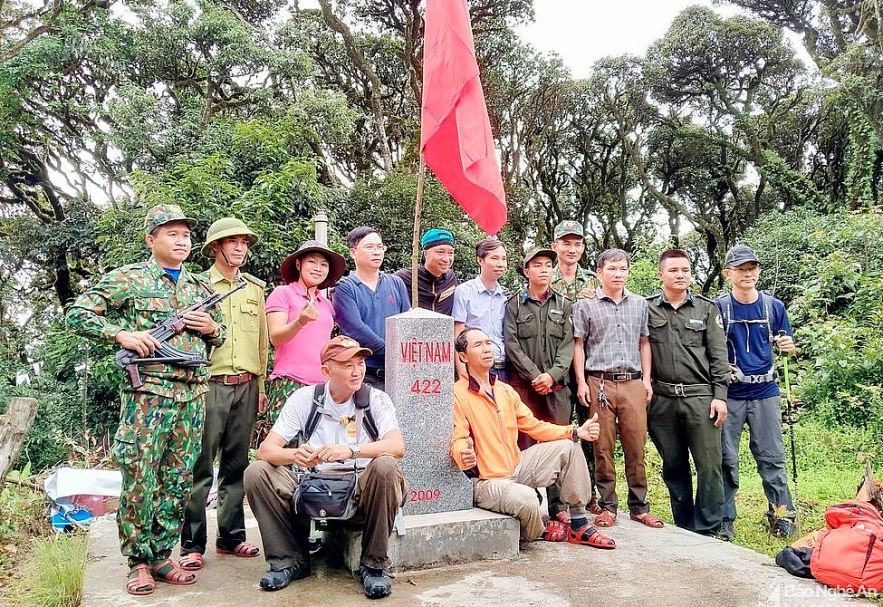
[453,238,508,380]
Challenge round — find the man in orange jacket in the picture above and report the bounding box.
[450,327,615,549]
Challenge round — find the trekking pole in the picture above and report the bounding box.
[778,330,800,531]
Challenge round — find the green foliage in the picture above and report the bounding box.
[744,209,883,437]
[5,534,88,607]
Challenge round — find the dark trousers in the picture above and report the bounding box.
[181,379,257,554]
[721,396,794,522]
[588,376,649,514]
[568,370,597,503]
[648,393,724,534]
[364,369,385,391]
[244,456,406,571]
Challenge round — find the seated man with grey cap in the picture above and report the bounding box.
[244,335,406,598]
[180,217,267,571]
[395,228,459,315]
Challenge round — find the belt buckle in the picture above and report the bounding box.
[674,383,685,397]
[612,373,628,382]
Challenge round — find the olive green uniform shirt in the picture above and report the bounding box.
[645,291,729,400]
[65,258,225,400]
[205,266,268,392]
[504,288,574,384]
[551,264,598,302]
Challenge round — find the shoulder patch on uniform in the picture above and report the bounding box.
[242,272,266,288]
[716,315,724,329]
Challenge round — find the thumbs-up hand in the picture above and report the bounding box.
[459,436,477,468]
[577,412,601,442]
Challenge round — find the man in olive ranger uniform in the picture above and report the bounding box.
[645,249,729,537]
[504,247,574,521]
[180,218,268,571]
[66,204,224,596]
[550,220,601,514]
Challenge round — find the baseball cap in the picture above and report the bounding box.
[320,336,372,364]
[553,220,584,241]
[725,244,759,267]
[523,247,557,268]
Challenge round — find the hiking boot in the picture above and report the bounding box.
[771,518,796,539]
[359,565,392,599]
[718,519,734,541]
[259,561,311,591]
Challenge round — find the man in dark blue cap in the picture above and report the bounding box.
[395,228,459,315]
[715,244,797,540]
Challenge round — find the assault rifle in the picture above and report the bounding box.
[114,278,246,388]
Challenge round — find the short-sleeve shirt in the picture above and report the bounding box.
[572,287,648,373]
[452,277,508,362]
[270,383,400,471]
[266,282,334,384]
[715,293,793,400]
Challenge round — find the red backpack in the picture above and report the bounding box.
[810,500,883,592]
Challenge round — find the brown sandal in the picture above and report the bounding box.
[216,541,260,558]
[630,512,665,528]
[179,552,204,571]
[151,558,197,585]
[126,564,155,596]
[541,519,569,542]
[594,510,617,527]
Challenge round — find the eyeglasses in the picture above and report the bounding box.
[359,244,387,253]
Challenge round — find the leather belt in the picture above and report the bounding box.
[367,367,385,379]
[492,361,507,370]
[210,372,255,386]
[588,371,642,382]
[653,380,713,397]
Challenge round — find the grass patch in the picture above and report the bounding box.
[5,533,89,607]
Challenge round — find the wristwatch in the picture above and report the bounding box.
[350,443,361,458]
[571,426,579,443]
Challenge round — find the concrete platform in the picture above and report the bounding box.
[325,508,520,572]
[82,507,874,607]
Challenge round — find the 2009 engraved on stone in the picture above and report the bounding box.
[409,489,441,503]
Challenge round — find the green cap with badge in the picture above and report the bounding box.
[143,204,198,235]
[553,220,585,241]
[200,217,260,257]
[523,246,557,268]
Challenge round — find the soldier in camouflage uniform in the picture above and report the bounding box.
[549,220,602,514]
[66,204,224,596]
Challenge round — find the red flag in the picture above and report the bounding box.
[421,0,507,236]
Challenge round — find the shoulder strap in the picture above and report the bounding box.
[719,293,733,339]
[761,292,774,341]
[301,382,326,444]
[353,384,380,442]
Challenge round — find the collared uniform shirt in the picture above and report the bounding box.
[504,288,573,384]
[572,287,648,373]
[394,265,459,315]
[205,266,268,392]
[452,277,508,362]
[646,291,729,400]
[551,265,598,302]
[65,257,225,400]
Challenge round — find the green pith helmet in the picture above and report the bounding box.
[143,204,198,235]
[200,217,260,257]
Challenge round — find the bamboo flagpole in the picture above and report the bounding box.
[410,154,427,308]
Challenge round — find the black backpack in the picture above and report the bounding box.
[297,382,380,445]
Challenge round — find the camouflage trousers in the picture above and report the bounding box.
[112,390,204,567]
[253,376,305,447]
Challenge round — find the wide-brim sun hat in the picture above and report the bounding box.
[280,240,347,289]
